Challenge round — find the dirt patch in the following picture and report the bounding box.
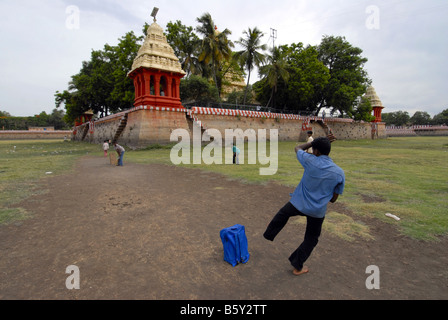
[0,156,447,300]
[358,193,386,203]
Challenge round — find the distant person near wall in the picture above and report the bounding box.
[103,140,109,157]
[232,144,240,164]
[306,131,314,154]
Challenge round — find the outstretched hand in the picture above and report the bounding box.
[327,133,337,143]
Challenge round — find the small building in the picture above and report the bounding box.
[127,17,186,109]
[74,110,94,127]
[365,86,385,122]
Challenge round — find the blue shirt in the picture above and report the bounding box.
[290,149,345,218]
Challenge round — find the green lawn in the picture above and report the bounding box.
[1,137,447,241]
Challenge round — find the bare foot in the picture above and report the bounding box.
[292,266,309,276]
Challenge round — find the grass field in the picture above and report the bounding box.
[1,137,447,241]
[0,140,100,224]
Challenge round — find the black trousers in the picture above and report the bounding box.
[263,202,324,270]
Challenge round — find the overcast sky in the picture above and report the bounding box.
[1,0,447,117]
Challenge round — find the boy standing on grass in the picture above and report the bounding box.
[232,144,240,165]
[263,134,345,276]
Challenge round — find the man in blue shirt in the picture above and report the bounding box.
[263,135,345,276]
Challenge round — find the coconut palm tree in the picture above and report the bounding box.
[235,27,267,105]
[196,12,234,98]
[259,46,290,109]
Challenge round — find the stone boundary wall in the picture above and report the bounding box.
[71,105,387,149]
[72,105,190,148]
[414,127,448,136]
[386,126,448,137]
[0,130,72,140]
[188,107,386,142]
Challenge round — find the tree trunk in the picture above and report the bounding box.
[266,88,274,109]
[243,69,251,105]
[211,59,222,108]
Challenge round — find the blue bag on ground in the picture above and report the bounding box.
[220,224,250,267]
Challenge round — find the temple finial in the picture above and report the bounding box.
[150,7,159,23]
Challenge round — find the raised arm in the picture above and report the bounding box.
[295,142,312,153]
[295,133,336,153]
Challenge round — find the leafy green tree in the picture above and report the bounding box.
[180,75,219,106]
[432,108,448,125]
[410,111,431,125]
[0,109,69,130]
[109,32,142,110]
[55,31,143,124]
[317,35,370,117]
[54,89,81,124]
[282,43,330,113]
[48,108,69,130]
[166,20,202,77]
[351,97,375,121]
[381,111,410,126]
[196,13,234,98]
[380,112,392,125]
[234,27,266,105]
[34,111,49,127]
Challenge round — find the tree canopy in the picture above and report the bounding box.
[0,109,69,130]
[317,35,371,117]
[165,20,202,77]
[382,109,448,126]
[432,109,448,125]
[55,31,143,124]
[253,36,372,120]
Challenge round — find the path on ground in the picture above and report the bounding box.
[0,156,447,299]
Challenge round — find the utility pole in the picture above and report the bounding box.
[270,28,277,48]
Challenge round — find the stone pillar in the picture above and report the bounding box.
[373,106,384,123]
[154,74,161,97]
[143,72,151,96]
[166,75,172,97]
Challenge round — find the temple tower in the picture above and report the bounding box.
[365,86,385,122]
[128,16,186,109]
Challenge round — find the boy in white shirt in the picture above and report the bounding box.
[102,140,109,157]
[306,131,314,154]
